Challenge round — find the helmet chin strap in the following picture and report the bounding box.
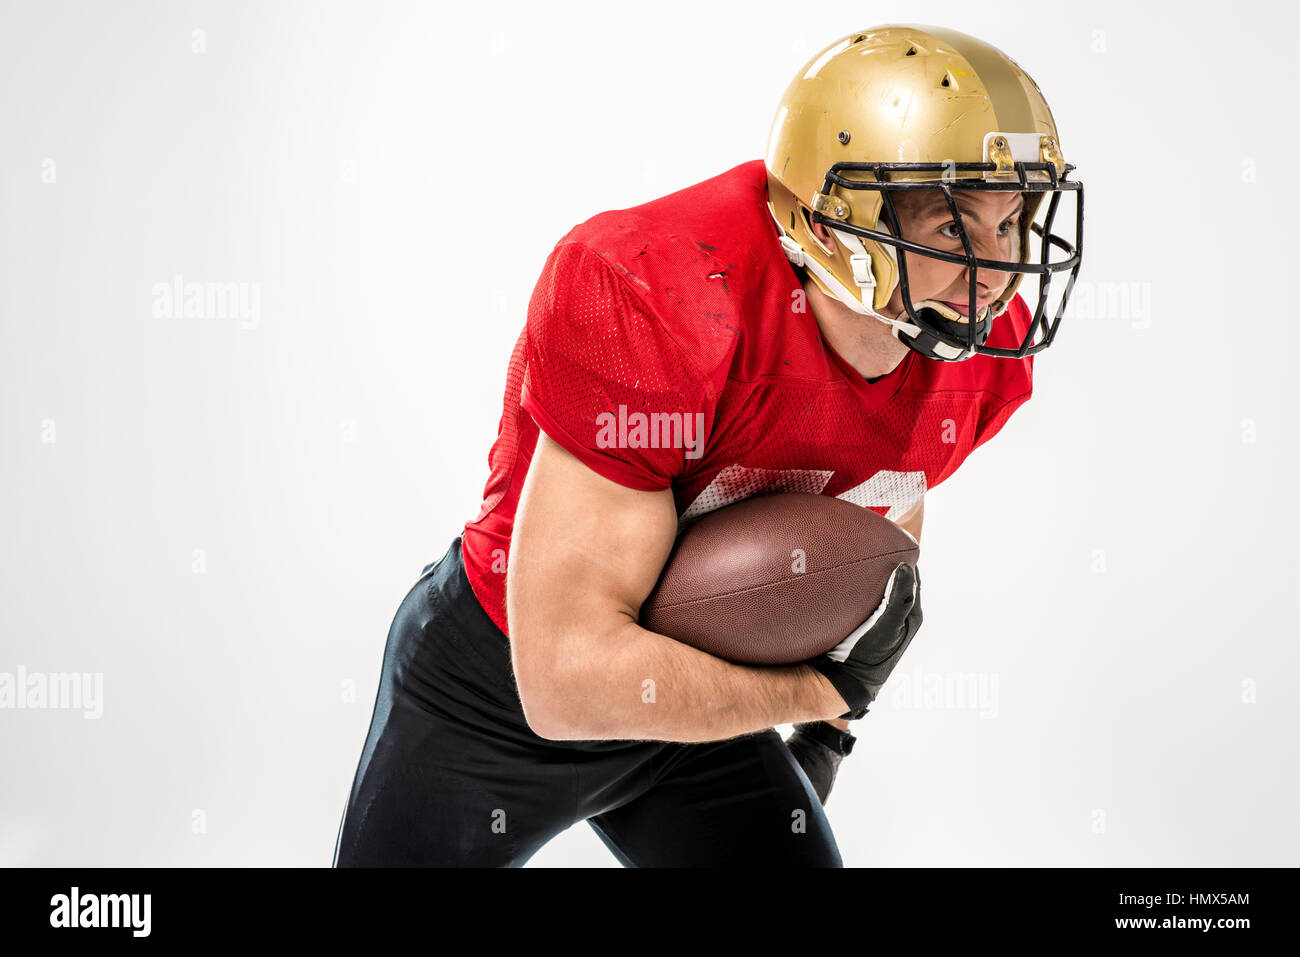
[769,205,982,362]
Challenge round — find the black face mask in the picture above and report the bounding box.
[810,161,1083,362]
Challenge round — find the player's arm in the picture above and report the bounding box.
[507,433,847,743]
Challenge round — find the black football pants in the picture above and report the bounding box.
[332,536,843,867]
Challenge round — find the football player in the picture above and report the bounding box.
[333,24,1082,867]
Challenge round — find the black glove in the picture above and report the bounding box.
[806,563,923,720]
[785,721,856,806]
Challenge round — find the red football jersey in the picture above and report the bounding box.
[462,159,1034,637]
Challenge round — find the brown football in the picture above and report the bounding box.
[639,492,920,665]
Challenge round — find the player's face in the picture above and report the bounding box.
[884,190,1025,319]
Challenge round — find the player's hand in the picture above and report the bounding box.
[805,563,923,720]
[784,721,856,806]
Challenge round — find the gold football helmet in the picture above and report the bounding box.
[766,25,1083,361]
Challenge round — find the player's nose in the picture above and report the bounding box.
[962,225,1016,296]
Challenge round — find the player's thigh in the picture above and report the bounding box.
[334,546,575,867]
[587,729,842,867]
[334,692,573,868]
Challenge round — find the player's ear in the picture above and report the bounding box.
[802,207,836,255]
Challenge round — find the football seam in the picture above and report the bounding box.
[646,545,919,612]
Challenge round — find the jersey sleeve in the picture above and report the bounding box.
[520,241,716,491]
[972,373,1033,451]
[970,295,1035,450]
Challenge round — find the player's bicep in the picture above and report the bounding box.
[507,432,678,718]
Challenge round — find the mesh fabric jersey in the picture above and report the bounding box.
[461,159,1034,636]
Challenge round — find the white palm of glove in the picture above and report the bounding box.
[824,563,916,664]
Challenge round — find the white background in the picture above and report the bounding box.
[1,0,1295,866]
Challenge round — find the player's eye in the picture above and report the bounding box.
[936,213,1019,242]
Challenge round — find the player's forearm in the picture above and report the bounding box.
[540,618,844,743]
